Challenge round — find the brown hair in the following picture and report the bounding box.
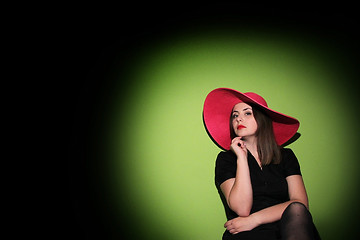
[252,105,282,165]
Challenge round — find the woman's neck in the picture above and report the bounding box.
[242,136,259,162]
[242,136,257,151]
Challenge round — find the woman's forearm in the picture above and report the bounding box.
[228,158,253,216]
[250,200,306,227]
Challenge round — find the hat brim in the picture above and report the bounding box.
[203,88,300,150]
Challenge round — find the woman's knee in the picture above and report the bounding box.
[280,202,319,239]
[287,201,308,211]
[282,202,311,220]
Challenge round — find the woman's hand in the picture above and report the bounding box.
[230,137,248,160]
[224,215,259,235]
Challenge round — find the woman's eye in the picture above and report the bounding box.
[232,114,238,118]
[245,112,252,116]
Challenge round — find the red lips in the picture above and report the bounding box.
[237,125,246,130]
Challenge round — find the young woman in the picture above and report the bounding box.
[203,88,320,240]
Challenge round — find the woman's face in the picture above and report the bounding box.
[231,102,258,139]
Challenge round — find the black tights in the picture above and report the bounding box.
[280,202,321,240]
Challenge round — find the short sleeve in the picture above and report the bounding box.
[281,148,302,177]
[215,151,237,188]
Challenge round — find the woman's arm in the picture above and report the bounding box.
[220,158,253,217]
[225,175,308,234]
[252,174,308,224]
[220,137,253,217]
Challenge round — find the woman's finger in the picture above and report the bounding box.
[224,220,231,228]
[232,139,245,148]
[232,136,242,142]
[232,138,242,146]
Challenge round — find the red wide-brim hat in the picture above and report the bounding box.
[203,88,300,150]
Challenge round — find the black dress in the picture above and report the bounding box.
[215,148,302,240]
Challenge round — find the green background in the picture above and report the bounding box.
[66,8,359,239]
[99,29,359,239]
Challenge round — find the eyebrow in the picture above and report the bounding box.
[232,107,252,113]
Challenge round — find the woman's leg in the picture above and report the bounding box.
[280,202,320,240]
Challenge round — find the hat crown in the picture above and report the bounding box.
[244,92,268,107]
